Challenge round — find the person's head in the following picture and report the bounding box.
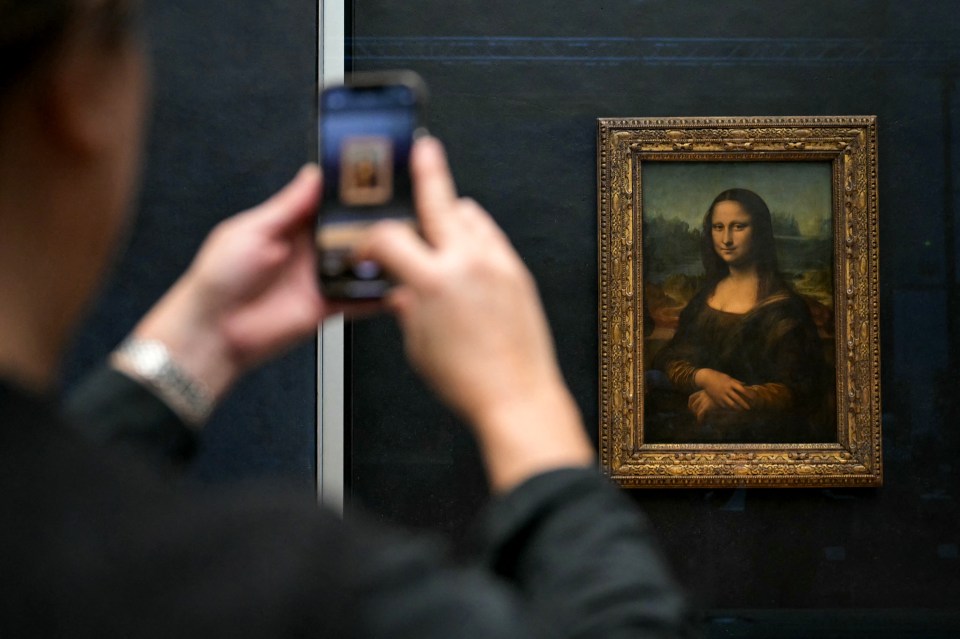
[0,0,147,385]
[1,1,142,101]
[700,188,781,296]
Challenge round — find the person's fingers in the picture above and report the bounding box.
[689,391,709,415]
[721,393,749,411]
[249,164,322,235]
[383,286,417,320]
[456,197,504,241]
[692,398,708,423]
[691,398,704,416]
[411,137,459,245]
[354,219,434,285]
[729,381,751,410]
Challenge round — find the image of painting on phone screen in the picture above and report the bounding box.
[340,136,394,206]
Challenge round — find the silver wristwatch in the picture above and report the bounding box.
[111,338,214,427]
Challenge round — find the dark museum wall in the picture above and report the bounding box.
[345,0,960,636]
[63,1,320,484]
[63,1,959,637]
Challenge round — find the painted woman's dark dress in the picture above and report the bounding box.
[647,286,834,443]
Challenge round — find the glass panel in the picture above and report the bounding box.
[347,1,960,632]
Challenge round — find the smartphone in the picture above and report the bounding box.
[316,71,426,299]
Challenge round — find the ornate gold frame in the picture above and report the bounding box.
[598,116,882,488]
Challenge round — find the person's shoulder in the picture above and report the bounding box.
[748,288,821,343]
[753,286,808,315]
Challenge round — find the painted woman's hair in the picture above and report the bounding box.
[700,187,786,300]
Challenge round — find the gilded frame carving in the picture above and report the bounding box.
[598,116,882,488]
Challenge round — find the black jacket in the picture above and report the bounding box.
[0,373,695,637]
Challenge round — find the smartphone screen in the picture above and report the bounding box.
[316,74,422,298]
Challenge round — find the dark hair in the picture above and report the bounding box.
[0,1,138,100]
[700,188,786,300]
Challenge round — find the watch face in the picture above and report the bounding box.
[137,342,168,375]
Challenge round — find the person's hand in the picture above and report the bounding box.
[357,138,593,493]
[687,390,720,423]
[126,165,371,404]
[694,368,751,411]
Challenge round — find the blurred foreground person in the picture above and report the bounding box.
[0,1,693,636]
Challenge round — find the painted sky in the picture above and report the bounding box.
[641,161,833,237]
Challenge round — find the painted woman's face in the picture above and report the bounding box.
[710,200,754,267]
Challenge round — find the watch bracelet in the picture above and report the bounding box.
[111,338,214,427]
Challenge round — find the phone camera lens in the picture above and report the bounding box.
[353,260,381,280]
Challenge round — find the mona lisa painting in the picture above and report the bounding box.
[598,117,882,488]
